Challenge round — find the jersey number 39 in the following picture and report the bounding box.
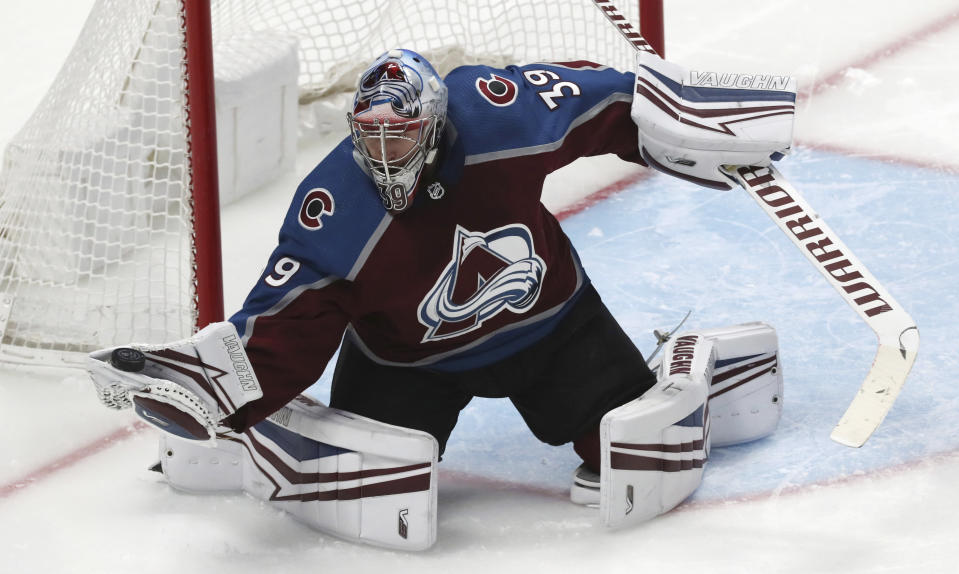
[523,69,581,110]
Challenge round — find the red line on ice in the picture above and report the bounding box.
[797,140,959,174]
[0,422,148,500]
[438,469,568,500]
[799,10,959,100]
[797,8,959,172]
[677,447,959,512]
[554,169,653,221]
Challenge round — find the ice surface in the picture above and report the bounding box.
[2,1,958,572]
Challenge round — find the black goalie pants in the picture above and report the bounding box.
[329,284,657,457]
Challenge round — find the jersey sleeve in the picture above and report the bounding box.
[225,140,386,430]
[445,61,643,172]
[226,244,351,430]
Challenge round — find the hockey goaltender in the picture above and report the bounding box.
[88,48,792,550]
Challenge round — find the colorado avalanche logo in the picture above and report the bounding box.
[417,224,546,342]
[355,60,423,118]
[298,188,335,230]
[475,74,517,107]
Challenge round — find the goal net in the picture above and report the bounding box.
[0,0,649,368]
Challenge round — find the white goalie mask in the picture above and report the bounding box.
[348,49,448,214]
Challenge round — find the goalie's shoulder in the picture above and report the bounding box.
[443,61,633,159]
[444,60,632,111]
[278,137,390,278]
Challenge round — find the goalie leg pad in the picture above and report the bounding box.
[159,434,246,492]
[159,395,439,551]
[599,333,715,527]
[700,322,783,447]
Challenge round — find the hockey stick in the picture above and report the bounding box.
[590,0,919,447]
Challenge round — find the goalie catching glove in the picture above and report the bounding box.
[87,322,263,444]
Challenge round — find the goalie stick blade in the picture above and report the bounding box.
[723,163,919,447]
[830,330,919,447]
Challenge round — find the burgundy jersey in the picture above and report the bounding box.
[229,61,643,423]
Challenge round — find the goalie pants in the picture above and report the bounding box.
[330,284,656,459]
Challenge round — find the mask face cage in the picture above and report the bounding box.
[349,112,441,212]
[348,49,448,214]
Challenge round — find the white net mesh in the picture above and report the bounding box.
[0,0,641,367]
[0,0,192,366]
[211,0,641,101]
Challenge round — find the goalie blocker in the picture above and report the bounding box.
[572,322,783,526]
[631,51,797,190]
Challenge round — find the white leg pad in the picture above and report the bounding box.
[600,333,715,527]
[159,435,245,492]
[699,322,783,447]
[159,395,439,551]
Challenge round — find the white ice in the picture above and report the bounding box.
[2,1,958,572]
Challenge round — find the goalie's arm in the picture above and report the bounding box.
[448,61,647,177]
[222,247,353,432]
[224,296,350,433]
[520,61,647,170]
[89,258,352,443]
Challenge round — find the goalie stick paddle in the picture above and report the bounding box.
[590,0,919,447]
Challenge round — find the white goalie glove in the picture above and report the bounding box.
[632,52,797,189]
[87,322,263,444]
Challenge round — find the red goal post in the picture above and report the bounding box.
[0,0,662,368]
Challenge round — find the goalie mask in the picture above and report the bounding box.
[349,49,448,214]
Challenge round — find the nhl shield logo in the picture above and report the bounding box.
[426,182,445,200]
[417,224,546,342]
